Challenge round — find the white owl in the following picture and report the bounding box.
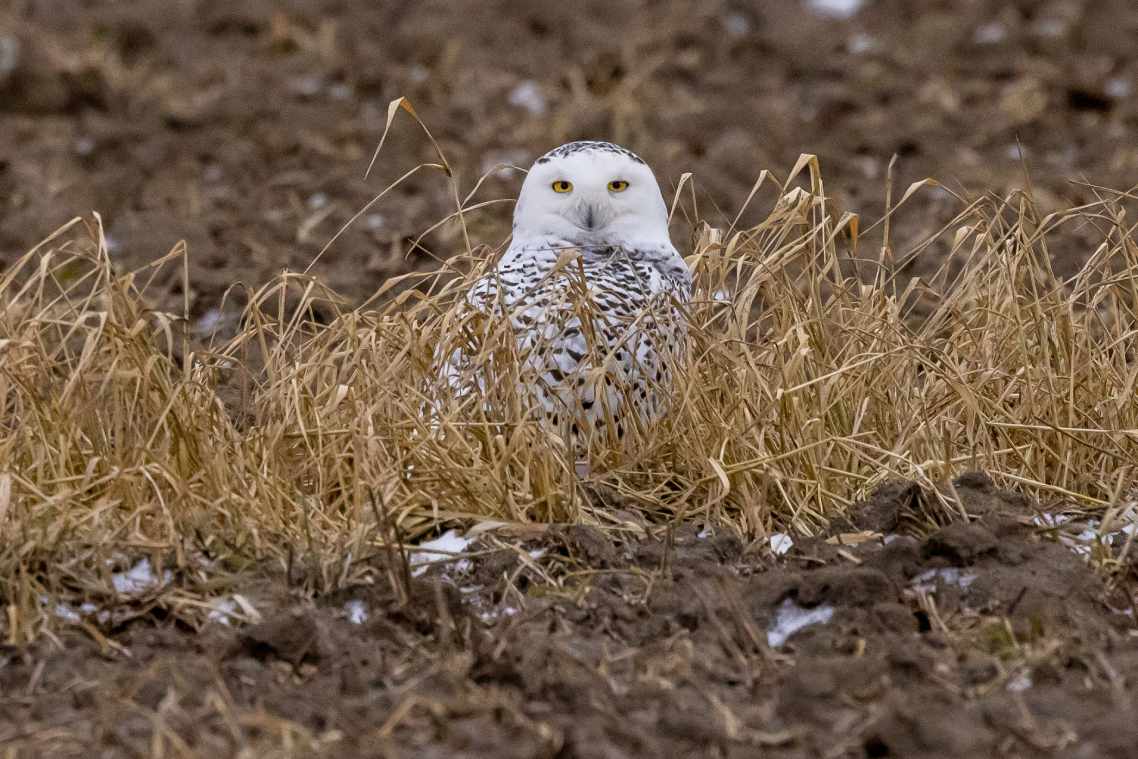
[441,141,692,447]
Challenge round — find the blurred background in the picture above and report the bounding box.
[2,0,1137,320]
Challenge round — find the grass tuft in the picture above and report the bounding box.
[3,156,1138,643]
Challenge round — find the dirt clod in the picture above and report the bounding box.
[3,476,1135,758]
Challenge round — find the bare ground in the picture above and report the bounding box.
[3,474,1136,758]
[4,2,1138,757]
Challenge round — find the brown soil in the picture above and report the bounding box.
[5,3,1138,756]
[4,0,1138,321]
[3,473,1137,757]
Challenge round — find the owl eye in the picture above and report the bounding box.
[607,180,630,192]
[551,180,573,193]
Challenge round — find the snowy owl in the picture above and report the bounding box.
[441,141,692,448]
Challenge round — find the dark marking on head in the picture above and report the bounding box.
[537,141,646,165]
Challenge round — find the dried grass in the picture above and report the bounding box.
[3,142,1138,643]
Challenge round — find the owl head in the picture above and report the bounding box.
[511,141,672,247]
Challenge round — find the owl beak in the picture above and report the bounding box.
[583,204,596,230]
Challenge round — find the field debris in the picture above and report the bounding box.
[766,598,835,647]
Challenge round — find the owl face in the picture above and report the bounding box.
[511,142,671,247]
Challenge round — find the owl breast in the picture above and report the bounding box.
[449,245,690,446]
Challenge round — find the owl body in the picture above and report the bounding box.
[442,142,691,446]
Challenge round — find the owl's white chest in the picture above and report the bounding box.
[454,241,690,440]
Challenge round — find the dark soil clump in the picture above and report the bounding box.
[3,478,1136,757]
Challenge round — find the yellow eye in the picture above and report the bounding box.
[551,180,573,193]
[608,180,630,192]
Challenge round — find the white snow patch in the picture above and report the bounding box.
[1106,77,1132,99]
[478,605,520,624]
[307,192,329,210]
[697,526,714,540]
[344,599,368,625]
[195,308,224,334]
[723,12,751,37]
[208,597,240,625]
[528,548,547,561]
[806,0,862,19]
[1032,512,1071,528]
[1031,18,1066,39]
[508,81,547,115]
[883,534,904,545]
[769,533,794,556]
[53,602,82,624]
[1006,671,1033,692]
[411,529,474,577]
[44,596,107,625]
[911,567,977,594]
[848,33,876,54]
[329,82,354,101]
[712,289,732,303]
[112,558,172,597]
[974,22,1007,45]
[767,599,834,648]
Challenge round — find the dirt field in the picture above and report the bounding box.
[4,1,1138,757]
[4,0,1138,308]
[3,474,1137,757]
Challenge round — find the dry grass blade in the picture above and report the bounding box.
[3,162,1137,642]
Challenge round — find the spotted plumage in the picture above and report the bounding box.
[442,141,691,446]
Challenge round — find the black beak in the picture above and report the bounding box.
[584,205,595,229]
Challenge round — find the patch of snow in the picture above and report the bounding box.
[364,213,387,231]
[1106,77,1132,99]
[195,308,224,334]
[0,35,19,82]
[53,602,82,624]
[528,548,547,561]
[848,33,876,54]
[974,22,1007,45]
[478,604,521,624]
[410,529,474,578]
[208,597,240,625]
[806,0,862,19]
[712,289,731,303]
[883,534,903,544]
[74,136,96,156]
[723,12,751,37]
[289,74,324,98]
[1006,671,1033,692]
[1032,513,1071,528]
[307,192,329,210]
[769,533,794,556]
[112,558,172,597]
[1031,18,1066,38]
[767,599,834,648]
[329,82,354,101]
[697,526,714,540]
[43,596,107,625]
[508,81,547,115]
[911,567,977,594]
[344,599,368,625]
